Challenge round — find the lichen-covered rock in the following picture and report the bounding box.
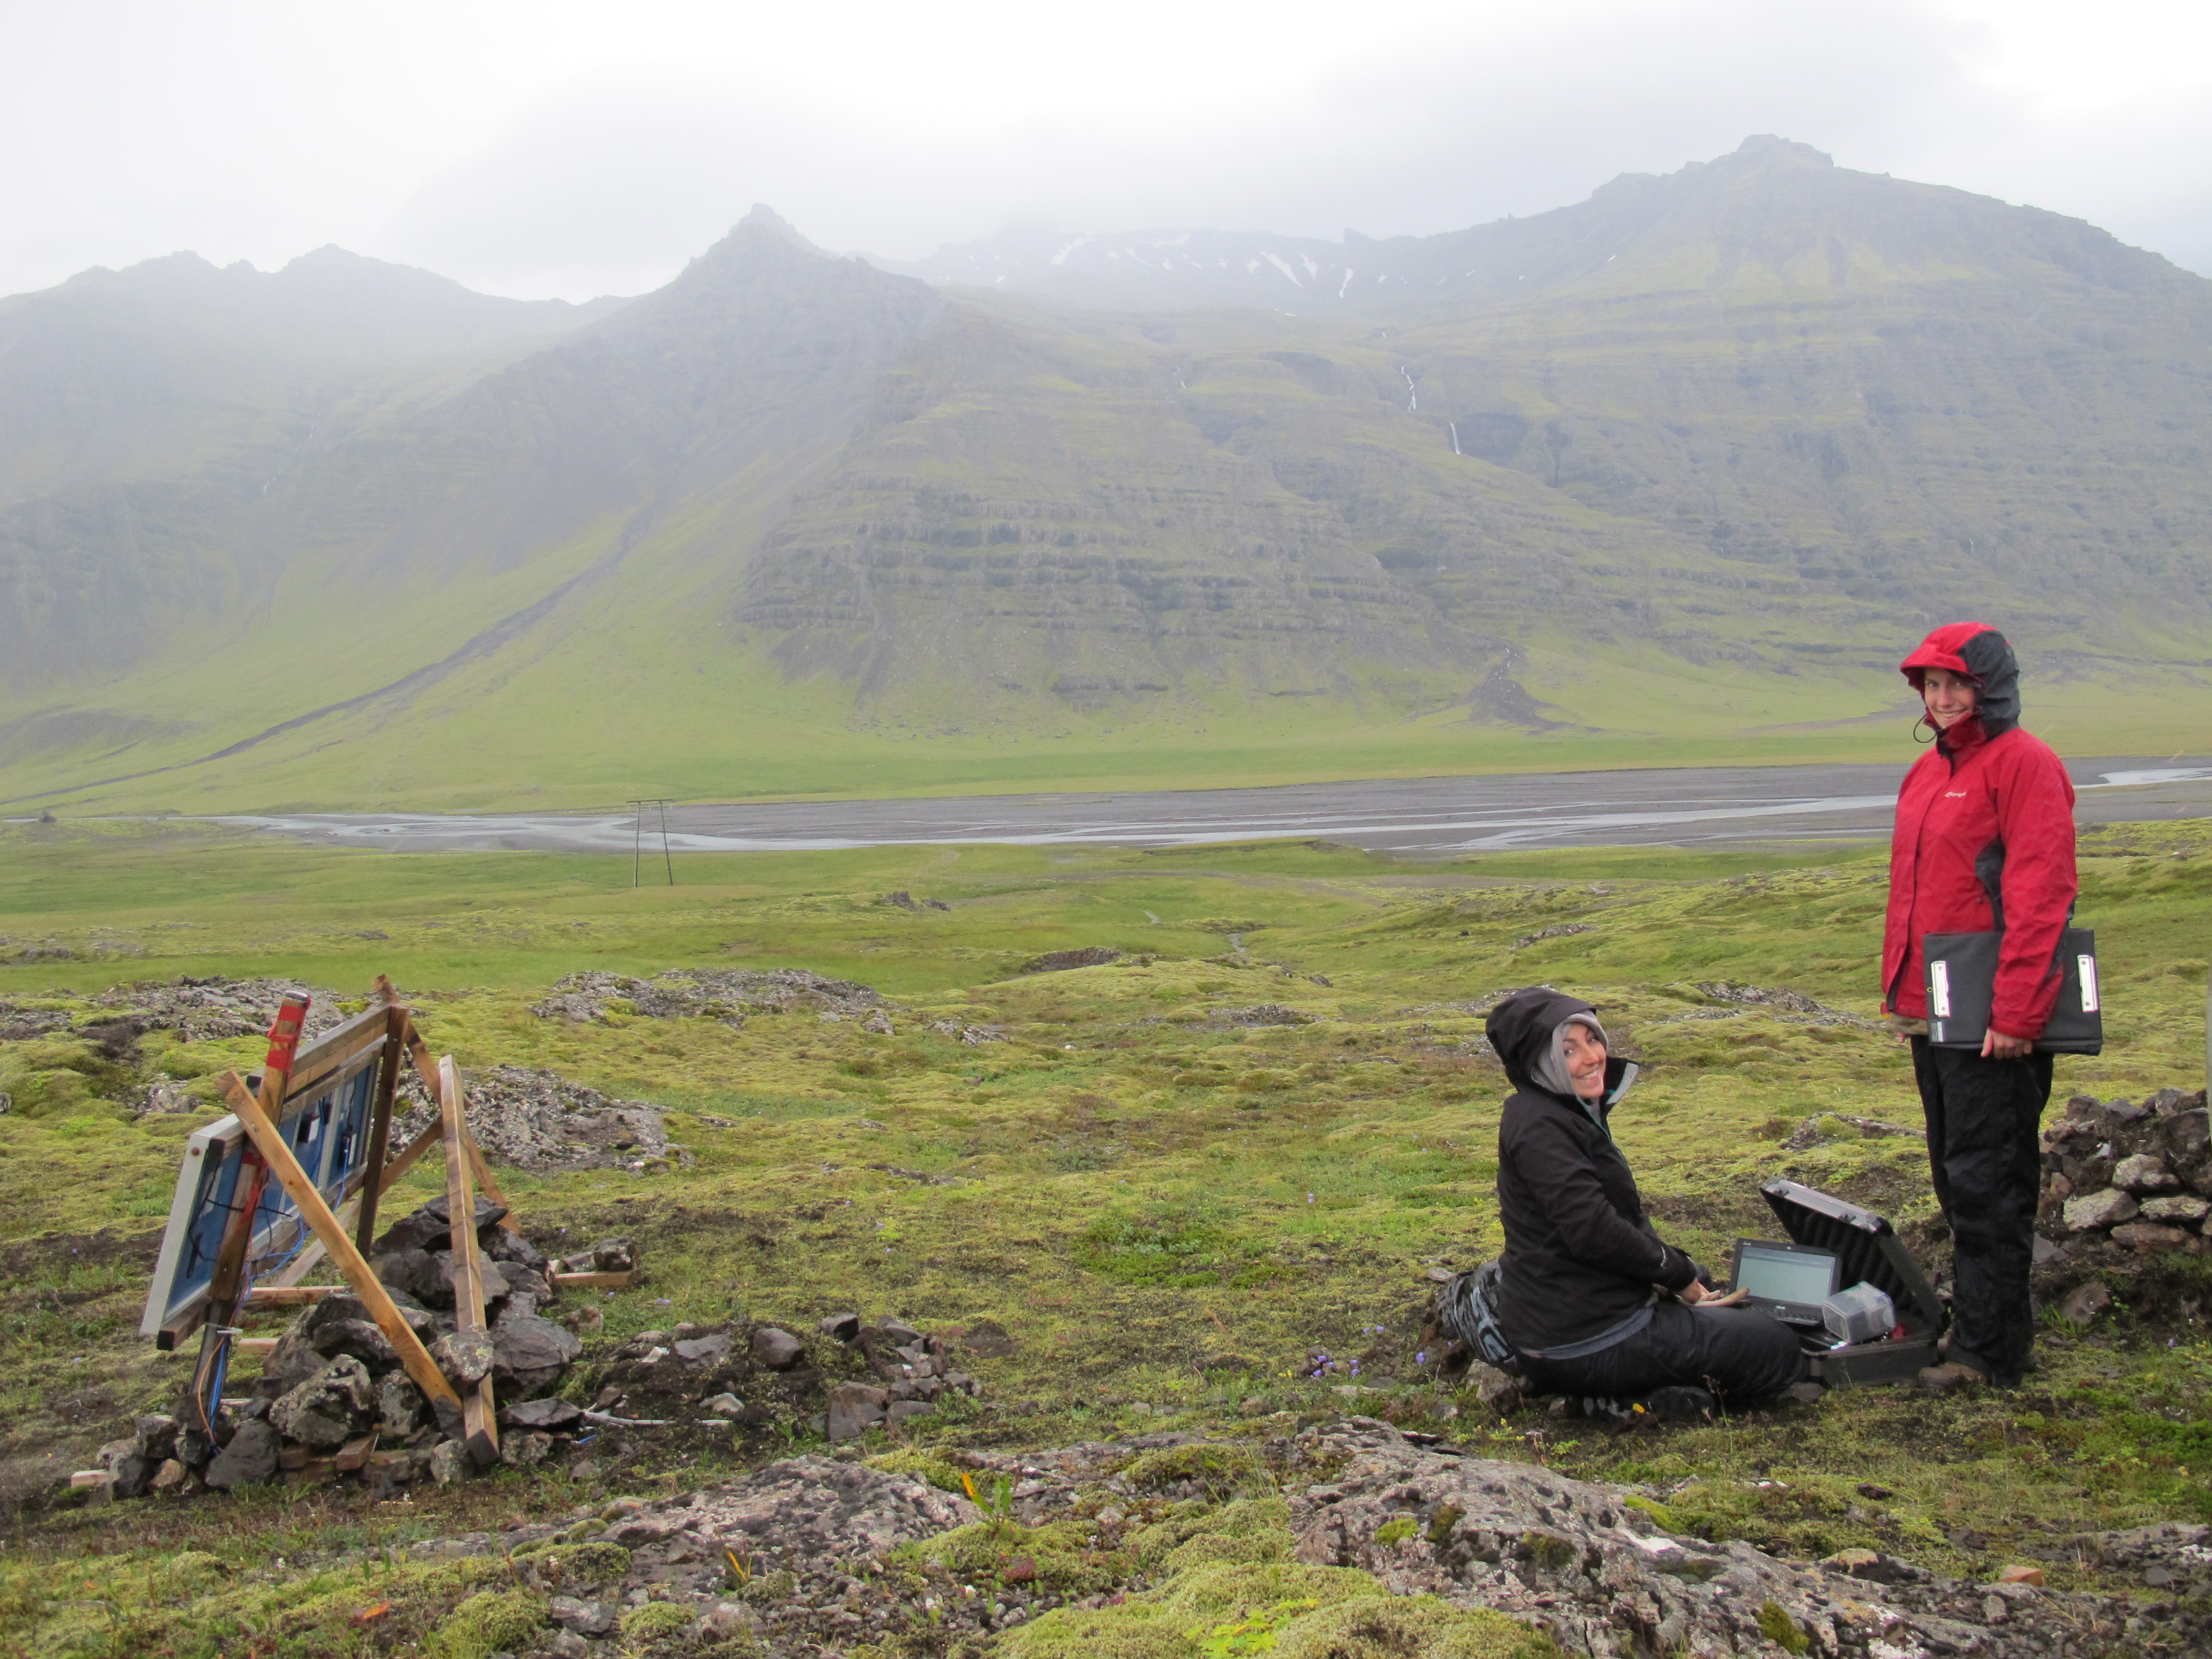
[671,1455,975,1557]
[2139,1193,2210,1224]
[269,1356,373,1448]
[1284,1418,2042,1657]
[430,1329,495,1387]
[2114,1152,2178,1192]
[376,1371,427,1436]
[2111,1221,2193,1252]
[2064,1187,2139,1231]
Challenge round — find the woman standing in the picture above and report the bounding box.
[1883,623,2076,1392]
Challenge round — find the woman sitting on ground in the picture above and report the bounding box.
[1486,987,1806,1413]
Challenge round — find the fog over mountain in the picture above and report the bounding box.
[3,138,2209,813]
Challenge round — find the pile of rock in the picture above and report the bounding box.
[1692,980,1883,1030]
[1209,1004,1312,1027]
[1017,947,1122,974]
[85,1198,631,1500]
[352,1421,2189,1657]
[93,976,348,1042]
[819,1314,983,1440]
[530,968,887,1028]
[392,1065,685,1174]
[2042,1088,2212,1256]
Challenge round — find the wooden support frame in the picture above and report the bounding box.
[438,1056,500,1466]
[400,1016,519,1232]
[220,1071,461,1415]
[354,992,408,1254]
[243,1285,345,1308]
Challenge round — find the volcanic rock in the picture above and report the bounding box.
[2064,1188,2139,1231]
[749,1327,803,1369]
[2114,1152,2178,1192]
[2111,1221,2192,1252]
[376,1372,427,1436]
[269,1356,374,1448]
[203,1420,281,1489]
[431,1329,495,1387]
[826,1382,890,1441]
[492,1309,582,1395]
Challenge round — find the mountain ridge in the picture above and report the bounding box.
[4,137,2210,813]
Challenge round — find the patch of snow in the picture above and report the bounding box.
[1338,268,1355,298]
[1261,251,1304,287]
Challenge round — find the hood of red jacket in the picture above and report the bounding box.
[1901,622,2020,743]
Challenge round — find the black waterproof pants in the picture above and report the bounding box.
[1517,1302,1806,1406]
[1911,1037,2053,1385]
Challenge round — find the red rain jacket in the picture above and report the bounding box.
[1882,623,2077,1036]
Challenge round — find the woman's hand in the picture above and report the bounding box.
[1982,1027,2034,1060]
[1671,1281,1750,1307]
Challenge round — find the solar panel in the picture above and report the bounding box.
[139,1013,391,1346]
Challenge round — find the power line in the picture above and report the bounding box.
[627,799,677,886]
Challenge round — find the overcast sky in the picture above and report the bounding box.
[5,0,2210,302]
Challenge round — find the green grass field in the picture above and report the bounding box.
[2,817,2208,1654]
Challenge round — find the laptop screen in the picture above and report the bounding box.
[1735,1242,1838,1306]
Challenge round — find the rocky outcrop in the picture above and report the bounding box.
[389,1066,683,1174]
[529,967,883,1025]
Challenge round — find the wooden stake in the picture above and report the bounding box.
[220,1071,460,1413]
[399,1014,520,1233]
[355,994,406,1255]
[440,1056,500,1465]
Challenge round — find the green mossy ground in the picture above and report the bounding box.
[1,817,2208,1654]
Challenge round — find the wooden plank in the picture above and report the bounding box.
[233,1336,278,1355]
[219,1071,461,1413]
[400,1014,521,1233]
[554,1270,635,1290]
[281,1000,392,1101]
[334,1433,377,1472]
[244,1285,344,1308]
[354,998,407,1254]
[440,1056,500,1466]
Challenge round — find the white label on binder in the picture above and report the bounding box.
[1930,960,1951,1018]
[2078,955,2099,1013]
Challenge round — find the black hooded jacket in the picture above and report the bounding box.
[1486,988,1698,1356]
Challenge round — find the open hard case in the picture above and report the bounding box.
[1759,1178,1947,1386]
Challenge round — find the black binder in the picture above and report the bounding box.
[1923,926,2102,1054]
[1921,859,2102,1056]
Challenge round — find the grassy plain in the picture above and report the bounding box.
[1,817,2209,1655]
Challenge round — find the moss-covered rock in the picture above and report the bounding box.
[1119,1442,1272,1499]
[427,1589,548,1659]
[619,1598,697,1649]
[864,1447,970,1493]
[909,1517,1131,1595]
[513,1540,633,1594]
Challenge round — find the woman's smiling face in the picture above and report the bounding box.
[1920,666,1978,730]
[1560,1022,1607,1099]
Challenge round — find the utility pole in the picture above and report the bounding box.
[627,799,677,886]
